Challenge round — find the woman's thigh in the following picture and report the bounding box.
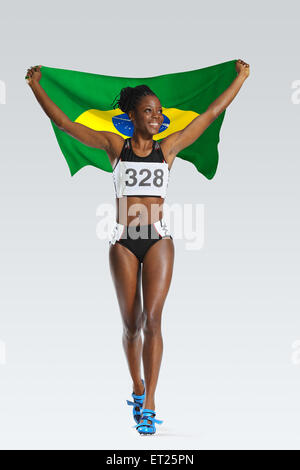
[142,238,175,317]
[109,242,143,330]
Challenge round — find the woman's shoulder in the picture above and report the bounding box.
[105,133,126,168]
[159,132,181,171]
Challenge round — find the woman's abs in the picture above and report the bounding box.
[115,196,165,226]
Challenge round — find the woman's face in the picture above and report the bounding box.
[129,95,163,136]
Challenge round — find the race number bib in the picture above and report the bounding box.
[114,161,169,198]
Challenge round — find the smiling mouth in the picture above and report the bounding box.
[149,123,160,127]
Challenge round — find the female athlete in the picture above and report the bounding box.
[26,59,249,435]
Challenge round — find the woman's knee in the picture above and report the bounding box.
[122,316,143,340]
[142,312,162,336]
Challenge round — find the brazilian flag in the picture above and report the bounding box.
[39,60,237,179]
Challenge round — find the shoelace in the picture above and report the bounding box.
[133,410,163,430]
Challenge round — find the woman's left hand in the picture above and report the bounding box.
[235,59,250,79]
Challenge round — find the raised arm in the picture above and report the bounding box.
[164,59,250,159]
[25,65,118,157]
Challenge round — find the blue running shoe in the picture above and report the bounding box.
[126,379,145,424]
[133,408,163,435]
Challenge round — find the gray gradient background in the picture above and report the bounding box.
[0,0,299,450]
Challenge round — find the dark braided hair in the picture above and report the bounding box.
[111,85,157,115]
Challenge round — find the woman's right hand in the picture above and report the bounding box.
[25,65,42,85]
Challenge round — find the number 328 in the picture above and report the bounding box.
[125,168,164,188]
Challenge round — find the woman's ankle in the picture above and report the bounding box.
[143,401,155,410]
[133,378,145,395]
